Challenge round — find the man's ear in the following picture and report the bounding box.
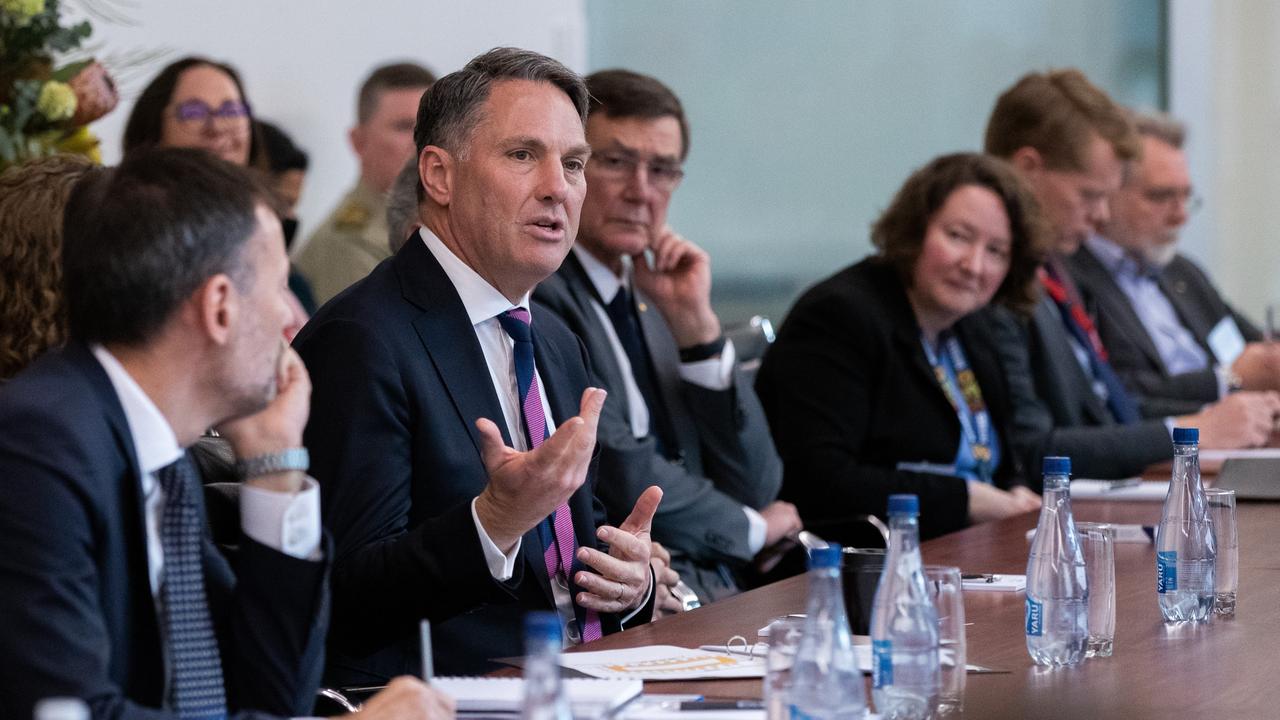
[419,145,453,206]
[192,273,237,346]
[1009,146,1044,175]
[348,125,365,157]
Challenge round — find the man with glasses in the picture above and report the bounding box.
[1069,110,1280,416]
[535,70,795,606]
[983,70,1280,478]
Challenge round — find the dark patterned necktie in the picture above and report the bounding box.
[496,308,603,642]
[604,287,675,457]
[156,454,228,719]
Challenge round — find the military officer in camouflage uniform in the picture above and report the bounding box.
[295,62,435,305]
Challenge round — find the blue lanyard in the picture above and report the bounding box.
[921,332,993,483]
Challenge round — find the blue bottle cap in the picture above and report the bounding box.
[524,611,561,641]
[1042,456,1071,476]
[808,543,843,569]
[887,494,919,516]
[1173,427,1199,444]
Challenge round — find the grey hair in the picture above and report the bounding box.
[412,47,588,200]
[386,157,421,253]
[1129,109,1186,149]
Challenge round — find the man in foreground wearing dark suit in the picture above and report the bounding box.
[535,69,797,605]
[0,149,448,719]
[1071,109,1280,417]
[982,69,1280,479]
[295,48,658,681]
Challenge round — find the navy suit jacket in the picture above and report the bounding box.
[295,234,651,681]
[535,252,783,601]
[755,258,1026,541]
[0,342,329,720]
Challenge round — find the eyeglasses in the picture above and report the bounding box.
[171,99,251,125]
[1142,187,1203,214]
[590,150,685,191]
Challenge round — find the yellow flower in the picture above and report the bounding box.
[36,80,77,122]
[56,126,102,163]
[1,0,45,25]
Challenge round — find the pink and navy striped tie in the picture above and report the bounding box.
[497,308,603,643]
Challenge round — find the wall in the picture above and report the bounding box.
[1171,0,1280,325]
[586,0,1165,324]
[79,0,586,243]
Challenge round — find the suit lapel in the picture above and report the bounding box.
[1072,247,1165,372]
[70,342,165,687]
[396,241,513,454]
[558,257,634,416]
[1159,262,1218,354]
[634,289,699,459]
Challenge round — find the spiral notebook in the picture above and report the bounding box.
[432,676,642,715]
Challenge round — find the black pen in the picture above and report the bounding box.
[679,699,767,711]
[961,573,997,583]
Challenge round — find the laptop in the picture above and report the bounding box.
[1214,458,1280,501]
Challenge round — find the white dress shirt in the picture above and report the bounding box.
[572,246,766,554]
[421,230,648,643]
[89,345,322,601]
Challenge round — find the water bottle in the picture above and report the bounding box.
[521,611,572,720]
[788,543,867,719]
[1025,456,1088,666]
[1156,427,1217,622]
[870,494,940,720]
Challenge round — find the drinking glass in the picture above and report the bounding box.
[1205,488,1239,617]
[924,565,966,714]
[1076,522,1116,657]
[764,616,805,720]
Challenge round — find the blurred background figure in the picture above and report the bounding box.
[0,155,100,382]
[756,153,1046,542]
[294,61,435,306]
[123,56,309,338]
[258,118,319,314]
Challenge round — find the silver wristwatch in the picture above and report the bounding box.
[235,447,310,479]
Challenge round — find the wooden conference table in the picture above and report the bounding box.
[563,493,1280,718]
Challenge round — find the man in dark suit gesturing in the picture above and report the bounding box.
[295,48,658,681]
[0,149,448,719]
[534,70,796,604]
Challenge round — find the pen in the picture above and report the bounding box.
[961,573,996,583]
[679,700,767,711]
[420,619,434,683]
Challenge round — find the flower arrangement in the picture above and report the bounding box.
[1,0,119,169]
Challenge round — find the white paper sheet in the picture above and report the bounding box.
[558,645,766,681]
[1070,479,1169,501]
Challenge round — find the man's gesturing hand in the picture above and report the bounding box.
[473,388,607,553]
[574,485,663,614]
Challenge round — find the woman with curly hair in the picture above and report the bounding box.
[0,154,100,381]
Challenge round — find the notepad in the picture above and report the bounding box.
[431,676,641,715]
[557,645,766,680]
[1069,479,1169,502]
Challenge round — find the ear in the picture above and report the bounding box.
[348,125,365,156]
[1009,146,1044,175]
[418,145,453,206]
[192,273,238,346]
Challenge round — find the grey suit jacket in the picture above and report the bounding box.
[534,254,783,601]
[987,295,1172,479]
[1070,247,1262,418]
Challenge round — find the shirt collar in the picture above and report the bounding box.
[572,244,629,305]
[90,344,183,476]
[1086,233,1154,280]
[419,227,531,325]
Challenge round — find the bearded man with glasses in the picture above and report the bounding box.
[1069,109,1280,416]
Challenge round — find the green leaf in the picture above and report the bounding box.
[52,59,92,82]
